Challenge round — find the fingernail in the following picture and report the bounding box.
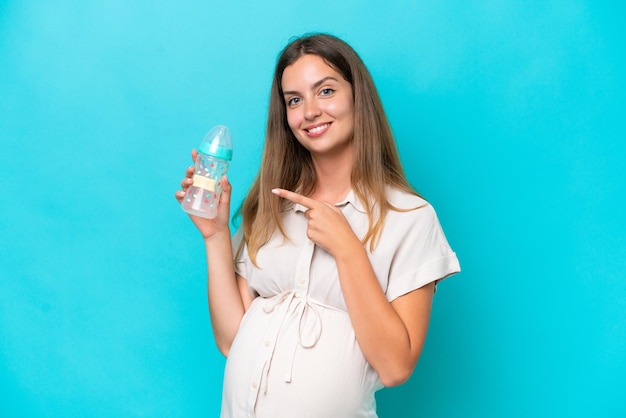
[271,188,280,195]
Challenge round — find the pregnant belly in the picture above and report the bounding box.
[221,294,382,418]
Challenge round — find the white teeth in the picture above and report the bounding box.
[307,124,328,134]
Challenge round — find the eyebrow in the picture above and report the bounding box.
[282,76,339,96]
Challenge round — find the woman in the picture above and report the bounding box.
[175,33,460,418]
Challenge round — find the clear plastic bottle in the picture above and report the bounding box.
[181,125,233,219]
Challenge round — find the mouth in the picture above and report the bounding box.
[304,123,331,136]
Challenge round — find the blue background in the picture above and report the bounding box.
[1,1,624,417]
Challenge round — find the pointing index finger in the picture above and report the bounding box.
[271,188,319,210]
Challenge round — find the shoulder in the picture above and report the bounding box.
[382,187,441,229]
[385,187,429,211]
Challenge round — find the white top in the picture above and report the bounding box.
[221,188,460,418]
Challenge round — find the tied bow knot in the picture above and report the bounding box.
[260,290,323,392]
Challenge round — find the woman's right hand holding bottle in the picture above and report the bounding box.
[175,150,232,240]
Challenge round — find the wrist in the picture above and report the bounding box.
[333,234,366,263]
[203,228,231,245]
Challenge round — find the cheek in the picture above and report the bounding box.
[331,96,353,119]
[341,102,355,136]
[286,110,301,131]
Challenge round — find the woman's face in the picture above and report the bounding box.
[281,54,354,159]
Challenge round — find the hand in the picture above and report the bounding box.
[271,188,360,257]
[175,150,232,240]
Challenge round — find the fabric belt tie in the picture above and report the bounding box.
[259,290,323,395]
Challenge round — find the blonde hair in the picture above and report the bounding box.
[236,33,417,265]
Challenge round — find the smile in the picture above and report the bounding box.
[305,123,330,135]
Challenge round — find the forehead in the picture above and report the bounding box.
[281,54,345,89]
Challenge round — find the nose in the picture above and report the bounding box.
[303,99,321,120]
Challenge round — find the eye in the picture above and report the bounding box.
[320,88,335,96]
[287,97,302,106]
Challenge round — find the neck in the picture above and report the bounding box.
[309,151,353,203]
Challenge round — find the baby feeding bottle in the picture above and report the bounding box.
[181,125,233,219]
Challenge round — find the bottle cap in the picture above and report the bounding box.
[197,125,233,161]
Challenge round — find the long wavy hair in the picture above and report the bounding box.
[237,33,417,265]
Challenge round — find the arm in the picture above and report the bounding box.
[334,240,434,387]
[271,188,435,387]
[203,231,254,356]
[176,151,254,356]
